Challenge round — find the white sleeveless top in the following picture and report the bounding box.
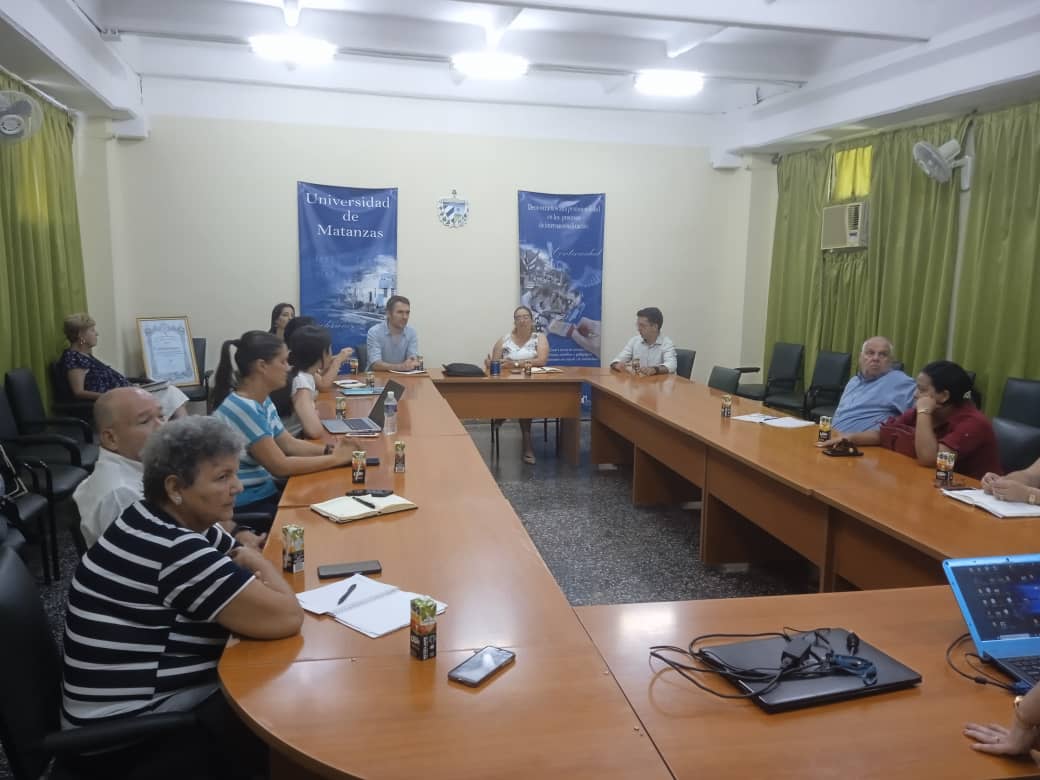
[501,332,539,361]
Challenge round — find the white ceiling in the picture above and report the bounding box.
[3,0,1040,151]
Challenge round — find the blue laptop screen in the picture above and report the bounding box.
[948,560,1040,642]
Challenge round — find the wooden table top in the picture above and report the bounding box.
[428,366,611,383]
[577,587,1030,780]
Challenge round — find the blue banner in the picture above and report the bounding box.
[298,182,398,353]
[518,191,604,366]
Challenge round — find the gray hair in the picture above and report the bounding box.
[861,336,895,356]
[141,416,244,503]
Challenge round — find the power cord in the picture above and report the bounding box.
[649,627,877,700]
[944,633,1031,695]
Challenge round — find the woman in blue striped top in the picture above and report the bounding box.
[211,331,355,516]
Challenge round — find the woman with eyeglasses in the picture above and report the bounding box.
[487,305,549,464]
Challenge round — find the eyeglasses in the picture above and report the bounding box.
[514,314,532,321]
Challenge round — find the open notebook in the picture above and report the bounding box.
[732,413,815,429]
[297,574,447,638]
[311,493,417,524]
[942,488,1040,518]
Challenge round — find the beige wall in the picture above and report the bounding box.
[77,113,774,383]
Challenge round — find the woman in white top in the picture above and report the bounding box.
[488,306,550,464]
[283,325,330,439]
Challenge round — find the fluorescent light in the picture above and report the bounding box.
[249,34,335,66]
[451,51,529,80]
[282,0,301,28]
[634,69,704,97]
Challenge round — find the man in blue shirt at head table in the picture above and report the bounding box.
[830,336,916,434]
[366,294,420,371]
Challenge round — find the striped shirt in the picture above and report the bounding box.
[61,501,252,727]
[212,392,284,506]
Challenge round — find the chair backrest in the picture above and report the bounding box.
[708,366,740,394]
[192,337,206,379]
[0,389,23,441]
[999,378,1040,428]
[993,417,1040,474]
[766,342,804,391]
[0,546,63,780]
[49,360,76,403]
[675,349,696,380]
[356,343,368,372]
[809,351,851,389]
[4,369,48,434]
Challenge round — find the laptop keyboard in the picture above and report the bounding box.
[1004,657,1040,683]
[344,418,376,431]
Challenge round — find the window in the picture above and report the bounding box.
[832,145,872,201]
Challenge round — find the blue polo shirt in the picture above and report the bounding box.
[832,369,917,433]
[365,321,418,369]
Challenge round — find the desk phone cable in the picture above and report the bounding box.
[944,633,1031,695]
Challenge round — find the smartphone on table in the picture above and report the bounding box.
[448,646,516,687]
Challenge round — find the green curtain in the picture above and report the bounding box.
[0,73,87,409]
[762,148,830,384]
[817,249,873,359]
[954,102,1040,415]
[870,118,966,378]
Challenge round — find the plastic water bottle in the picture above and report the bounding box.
[383,391,398,435]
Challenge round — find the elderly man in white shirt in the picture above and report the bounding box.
[609,307,677,375]
[73,387,163,547]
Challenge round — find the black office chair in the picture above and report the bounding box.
[180,338,214,410]
[800,351,853,421]
[5,368,98,471]
[707,366,740,395]
[0,452,46,577]
[993,417,1040,474]
[675,349,696,380]
[48,360,95,423]
[356,343,368,372]
[999,378,1040,428]
[0,387,91,473]
[736,342,804,402]
[0,546,198,780]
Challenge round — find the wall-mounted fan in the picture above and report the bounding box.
[0,90,44,145]
[912,138,972,191]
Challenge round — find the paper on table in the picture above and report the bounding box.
[297,575,447,638]
[762,417,816,429]
[732,413,778,423]
[530,366,563,374]
[334,379,364,388]
[389,369,428,375]
[942,488,1040,518]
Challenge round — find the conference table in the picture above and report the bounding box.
[218,368,1040,779]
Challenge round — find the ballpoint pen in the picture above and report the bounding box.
[352,496,376,509]
[337,582,357,605]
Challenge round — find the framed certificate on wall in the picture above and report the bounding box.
[137,316,199,386]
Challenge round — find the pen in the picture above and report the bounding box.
[352,496,376,509]
[337,582,357,605]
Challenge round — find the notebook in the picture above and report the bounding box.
[297,574,446,638]
[699,628,921,712]
[942,488,1040,518]
[732,413,815,429]
[944,554,1040,685]
[322,380,405,435]
[311,492,417,524]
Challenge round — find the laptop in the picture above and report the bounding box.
[699,628,921,712]
[944,554,1040,685]
[321,380,405,436]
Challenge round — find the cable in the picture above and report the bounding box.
[944,633,1021,693]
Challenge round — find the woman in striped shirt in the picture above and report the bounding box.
[211,330,355,516]
[61,416,303,777]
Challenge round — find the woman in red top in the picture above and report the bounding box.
[819,360,1002,479]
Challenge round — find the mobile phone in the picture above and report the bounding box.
[822,448,864,457]
[347,488,393,497]
[448,646,516,687]
[316,560,383,579]
[366,457,380,466]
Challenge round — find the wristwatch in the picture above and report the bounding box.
[1015,695,1039,728]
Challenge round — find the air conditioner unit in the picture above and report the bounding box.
[821,201,868,250]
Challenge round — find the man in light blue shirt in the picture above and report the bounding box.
[366,295,420,371]
[831,336,916,434]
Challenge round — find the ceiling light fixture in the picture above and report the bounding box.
[451,51,529,80]
[634,69,705,97]
[249,34,335,66]
[282,0,301,28]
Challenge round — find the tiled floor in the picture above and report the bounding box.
[0,419,806,777]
